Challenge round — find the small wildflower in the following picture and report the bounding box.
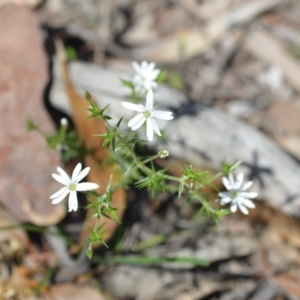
[158,149,169,159]
[132,61,160,92]
[218,173,257,215]
[122,90,173,141]
[50,163,99,212]
[60,118,68,127]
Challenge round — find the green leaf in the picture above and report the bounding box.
[85,91,92,101]
[156,71,167,83]
[86,245,93,259]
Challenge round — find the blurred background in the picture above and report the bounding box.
[1,0,300,299]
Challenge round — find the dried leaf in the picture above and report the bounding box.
[55,40,126,245]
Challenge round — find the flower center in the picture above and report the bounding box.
[231,190,238,198]
[143,110,151,118]
[69,183,77,191]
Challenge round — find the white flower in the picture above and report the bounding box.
[132,61,160,92]
[122,89,173,141]
[218,173,257,215]
[50,163,99,212]
[60,118,68,127]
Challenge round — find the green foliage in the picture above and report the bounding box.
[26,118,85,164]
[65,46,77,61]
[30,66,247,262]
[222,160,243,174]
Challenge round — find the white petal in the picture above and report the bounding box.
[149,81,158,89]
[51,189,70,204]
[151,111,173,120]
[128,114,146,130]
[52,173,68,186]
[218,191,231,198]
[77,182,99,191]
[222,177,232,190]
[235,173,244,189]
[122,102,144,112]
[50,186,69,199]
[230,201,237,213]
[128,113,145,128]
[132,61,141,73]
[144,81,152,91]
[68,191,78,212]
[151,118,161,136]
[242,192,258,199]
[229,173,235,188]
[146,118,154,141]
[242,181,253,191]
[220,197,232,205]
[147,62,155,71]
[241,198,255,208]
[71,163,82,182]
[57,167,71,184]
[151,69,160,78]
[141,61,148,69]
[238,204,249,215]
[76,166,90,183]
[146,90,154,110]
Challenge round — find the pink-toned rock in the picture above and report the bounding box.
[0,5,65,225]
[268,102,300,134]
[49,284,106,300]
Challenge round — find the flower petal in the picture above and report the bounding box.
[144,81,152,91]
[51,189,70,204]
[122,102,144,112]
[57,167,71,184]
[222,177,232,190]
[50,186,69,200]
[230,201,237,213]
[238,204,249,215]
[218,191,231,198]
[220,197,232,205]
[242,180,253,191]
[229,173,235,189]
[71,163,82,182]
[146,90,154,110]
[151,111,173,120]
[147,62,155,71]
[52,173,68,186]
[128,113,145,128]
[235,173,244,189]
[151,118,161,136]
[132,61,141,73]
[242,192,258,199]
[141,61,147,69]
[146,118,154,141]
[241,198,255,208]
[76,166,90,183]
[77,182,99,191]
[68,191,78,212]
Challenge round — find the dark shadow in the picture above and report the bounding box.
[171,98,208,119]
[242,151,273,189]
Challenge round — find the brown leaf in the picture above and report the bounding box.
[55,40,126,244]
[0,6,65,225]
[247,201,300,249]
